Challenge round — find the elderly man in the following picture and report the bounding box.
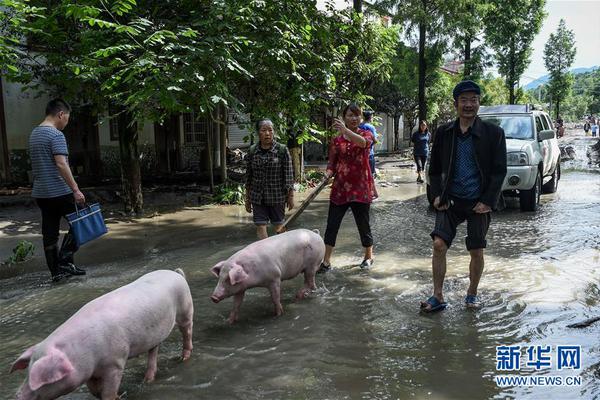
[245,119,294,239]
[421,81,507,312]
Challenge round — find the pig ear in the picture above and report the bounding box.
[10,346,35,373]
[210,261,225,278]
[28,349,74,391]
[228,264,249,286]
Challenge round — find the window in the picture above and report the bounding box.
[543,115,552,130]
[108,106,119,141]
[183,112,210,145]
[109,116,119,141]
[535,116,544,133]
[480,115,533,140]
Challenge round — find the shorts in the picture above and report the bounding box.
[252,203,285,226]
[430,197,491,250]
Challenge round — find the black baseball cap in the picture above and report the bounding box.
[453,80,481,100]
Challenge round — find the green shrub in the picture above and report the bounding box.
[4,240,35,266]
[213,183,246,205]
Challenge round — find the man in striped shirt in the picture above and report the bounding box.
[29,99,86,281]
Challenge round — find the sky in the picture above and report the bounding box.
[521,0,600,84]
[316,0,600,85]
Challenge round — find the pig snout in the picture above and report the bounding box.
[211,294,221,303]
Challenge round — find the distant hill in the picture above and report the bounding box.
[524,66,599,90]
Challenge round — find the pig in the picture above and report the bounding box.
[10,269,194,400]
[210,228,325,323]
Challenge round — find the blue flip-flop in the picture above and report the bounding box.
[465,294,481,308]
[420,296,447,313]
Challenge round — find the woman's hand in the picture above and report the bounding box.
[332,118,347,135]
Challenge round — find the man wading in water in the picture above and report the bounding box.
[421,81,507,312]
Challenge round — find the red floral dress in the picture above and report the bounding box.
[327,129,378,205]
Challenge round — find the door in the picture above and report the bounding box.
[154,115,181,173]
[62,106,101,177]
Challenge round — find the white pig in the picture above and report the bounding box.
[210,229,325,323]
[10,269,194,400]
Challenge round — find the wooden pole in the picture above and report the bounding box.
[281,177,330,230]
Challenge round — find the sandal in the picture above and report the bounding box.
[420,296,447,313]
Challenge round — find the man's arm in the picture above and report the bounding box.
[428,126,443,199]
[54,155,85,204]
[479,128,507,208]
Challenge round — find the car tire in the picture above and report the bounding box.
[520,170,541,211]
[426,184,433,206]
[542,162,560,194]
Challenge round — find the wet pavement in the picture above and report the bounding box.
[1,136,599,400]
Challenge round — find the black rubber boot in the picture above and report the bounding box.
[58,232,85,276]
[44,245,68,282]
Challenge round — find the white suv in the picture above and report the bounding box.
[425,105,560,211]
[478,105,560,211]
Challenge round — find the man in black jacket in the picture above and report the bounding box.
[421,80,507,312]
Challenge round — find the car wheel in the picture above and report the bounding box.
[542,162,560,194]
[520,170,541,211]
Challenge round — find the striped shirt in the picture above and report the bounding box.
[29,125,73,198]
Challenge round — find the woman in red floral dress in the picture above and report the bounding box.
[319,103,378,272]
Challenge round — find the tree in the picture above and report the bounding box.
[544,18,576,119]
[484,0,545,104]
[451,0,493,81]
[369,41,416,150]
[5,0,258,212]
[374,0,452,121]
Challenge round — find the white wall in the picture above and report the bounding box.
[2,78,51,150]
[97,115,155,147]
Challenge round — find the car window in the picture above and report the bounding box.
[541,115,550,130]
[479,115,533,139]
[544,115,553,130]
[535,116,544,133]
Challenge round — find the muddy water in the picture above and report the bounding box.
[1,144,600,399]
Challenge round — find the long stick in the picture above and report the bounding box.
[281,177,330,230]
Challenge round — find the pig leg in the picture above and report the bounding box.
[177,314,193,361]
[296,269,317,300]
[227,291,245,324]
[269,281,284,316]
[86,376,102,398]
[99,366,124,400]
[144,346,159,382]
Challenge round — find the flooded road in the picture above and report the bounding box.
[1,138,599,400]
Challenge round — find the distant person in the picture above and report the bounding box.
[556,116,565,138]
[422,80,507,312]
[245,119,294,239]
[29,98,86,282]
[411,120,431,183]
[592,123,598,138]
[584,121,591,134]
[320,103,377,272]
[359,110,378,176]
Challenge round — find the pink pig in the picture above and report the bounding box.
[10,269,194,400]
[210,229,325,323]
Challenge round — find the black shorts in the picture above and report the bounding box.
[252,203,285,225]
[430,197,491,250]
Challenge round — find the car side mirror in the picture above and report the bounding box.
[538,130,555,141]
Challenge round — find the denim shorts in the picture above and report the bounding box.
[430,197,491,250]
